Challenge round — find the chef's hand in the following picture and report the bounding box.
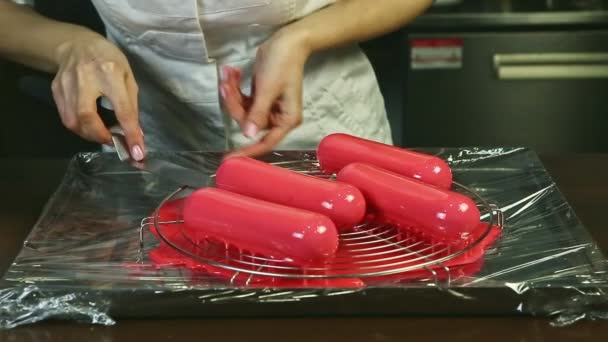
[52,32,145,161]
[220,30,310,157]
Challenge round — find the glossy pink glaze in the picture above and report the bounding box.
[215,156,366,229]
[183,188,339,264]
[317,133,453,189]
[336,163,480,243]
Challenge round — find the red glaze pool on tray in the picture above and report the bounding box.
[147,198,500,288]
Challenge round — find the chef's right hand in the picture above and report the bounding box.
[51,32,145,161]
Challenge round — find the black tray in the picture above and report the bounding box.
[1,148,607,327]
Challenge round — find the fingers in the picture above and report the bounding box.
[229,125,291,158]
[228,66,243,90]
[221,83,247,125]
[224,59,303,157]
[243,76,281,139]
[51,79,70,129]
[108,70,145,161]
[220,66,248,125]
[51,71,112,144]
[75,85,112,144]
[51,59,144,161]
[49,36,145,159]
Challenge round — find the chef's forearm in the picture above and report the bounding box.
[279,0,432,56]
[0,0,99,73]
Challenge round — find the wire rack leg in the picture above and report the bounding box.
[138,215,184,264]
[490,204,505,229]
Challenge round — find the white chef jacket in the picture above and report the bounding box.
[90,0,393,151]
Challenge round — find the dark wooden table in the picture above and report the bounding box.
[1,154,607,341]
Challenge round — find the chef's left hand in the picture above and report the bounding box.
[220,29,310,157]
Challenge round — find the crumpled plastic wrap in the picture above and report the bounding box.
[1,148,607,329]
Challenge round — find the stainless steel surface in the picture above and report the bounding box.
[430,0,607,12]
[494,53,608,79]
[110,126,130,161]
[494,52,608,64]
[141,160,502,285]
[404,30,608,152]
[496,64,608,79]
[412,11,608,28]
[415,0,608,28]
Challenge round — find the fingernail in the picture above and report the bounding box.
[243,121,258,139]
[140,128,145,137]
[220,85,227,99]
[131,144,144,161]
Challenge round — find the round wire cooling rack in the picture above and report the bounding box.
[139,159,504,283]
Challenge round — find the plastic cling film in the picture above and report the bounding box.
[1,148,606,328]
